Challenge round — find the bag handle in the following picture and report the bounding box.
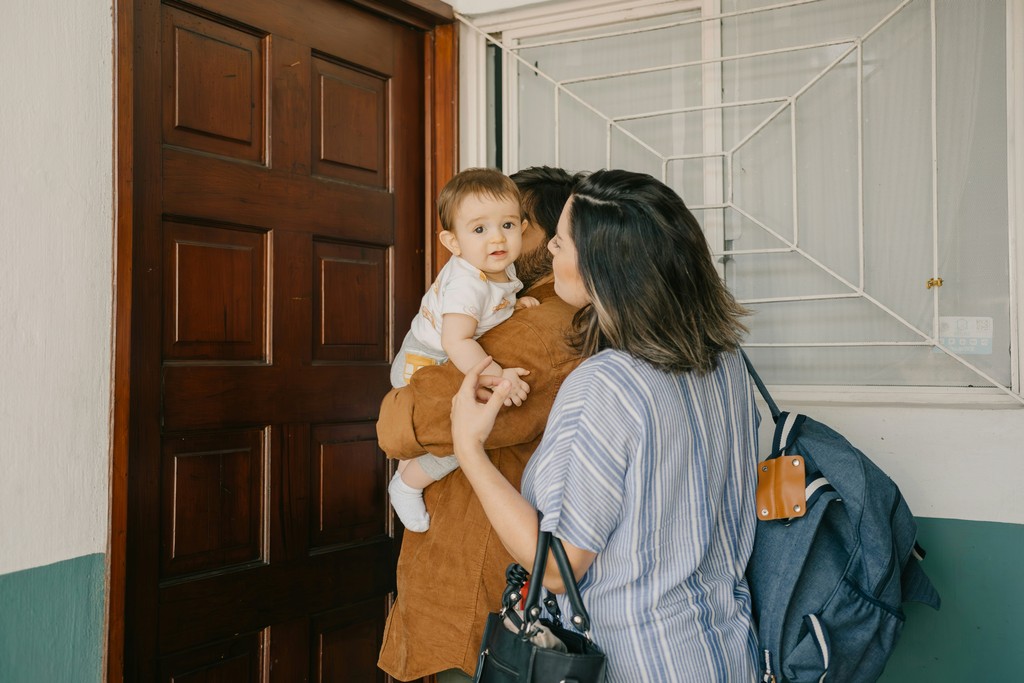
[523,516,595,637]
[740,349,780,420]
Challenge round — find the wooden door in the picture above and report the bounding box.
[123,0,440,679]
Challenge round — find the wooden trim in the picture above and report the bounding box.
[106,0,133,680]
[347,0,454,29]
[428,21,459,280]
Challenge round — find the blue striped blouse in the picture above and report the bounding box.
[522,348,760,682]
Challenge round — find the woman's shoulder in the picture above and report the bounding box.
[566,348,748,400]
[574,348,670,378]
[562,349,659,397]
[581,348,741,374]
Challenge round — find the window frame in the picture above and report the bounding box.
[457,0,1024,406]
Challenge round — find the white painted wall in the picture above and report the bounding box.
[754,401,1024,526]
[0,0,113,575]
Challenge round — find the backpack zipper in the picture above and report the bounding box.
[762,650,776,683]
[873,491,903,598]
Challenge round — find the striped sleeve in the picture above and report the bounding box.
[525,352,642,553]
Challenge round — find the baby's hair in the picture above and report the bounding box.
[438,168,521,232]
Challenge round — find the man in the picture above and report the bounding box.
[377,167,584,682]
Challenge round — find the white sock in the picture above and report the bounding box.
[388,471,430,532]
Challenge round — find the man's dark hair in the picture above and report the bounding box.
[510,166,584,239]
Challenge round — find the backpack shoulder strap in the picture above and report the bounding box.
[741,349,780,421]
[772,411,806,458]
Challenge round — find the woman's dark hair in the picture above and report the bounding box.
[567,169,749,374]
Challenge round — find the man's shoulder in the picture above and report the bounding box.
[519,282,576,318]
[489,294,575,339]
[477,295,578,368]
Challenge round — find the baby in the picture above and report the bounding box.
[388,168,536,531]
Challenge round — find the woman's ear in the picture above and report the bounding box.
[439,230,461,256]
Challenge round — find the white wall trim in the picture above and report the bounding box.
[763,385,1024,409]
[1009,0,1024,395]
[469,0,695,33]
[459,22,489,168]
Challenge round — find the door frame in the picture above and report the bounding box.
[106,1,458,680]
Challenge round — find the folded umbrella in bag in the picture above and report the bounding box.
[499,603,568,653]
[474,521,607,683]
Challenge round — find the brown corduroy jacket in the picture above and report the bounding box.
[376,280,582,680]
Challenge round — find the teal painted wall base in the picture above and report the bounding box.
[0,520,1018,681]
[880,517,1024,682]
[0,553,105,683]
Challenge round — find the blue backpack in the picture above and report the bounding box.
[742,354,941,683]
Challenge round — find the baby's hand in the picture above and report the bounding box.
[500,367,531,407]
[515,296,540,310]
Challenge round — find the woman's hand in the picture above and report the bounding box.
[451,355,514,457]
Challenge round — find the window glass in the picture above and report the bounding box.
[493,0,1012,388]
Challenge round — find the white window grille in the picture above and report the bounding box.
[459,0,1023,405]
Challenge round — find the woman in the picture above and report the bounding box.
[451,170,760,682]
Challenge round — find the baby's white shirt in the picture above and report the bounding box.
[408,256,523,354]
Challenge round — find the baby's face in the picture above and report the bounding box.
[448,193,523,279]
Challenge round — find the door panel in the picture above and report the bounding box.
[127,0,427,679]
[311,422,387,547]
[158,633,265,682]
[160,428,268,577]
[313,241,388,362]
[161,6,265,162]
[162,220,268,361]
[312,57,389,187]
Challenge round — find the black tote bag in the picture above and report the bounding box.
[473,521,607,683]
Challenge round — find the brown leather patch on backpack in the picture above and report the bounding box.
[756,455,807,521]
